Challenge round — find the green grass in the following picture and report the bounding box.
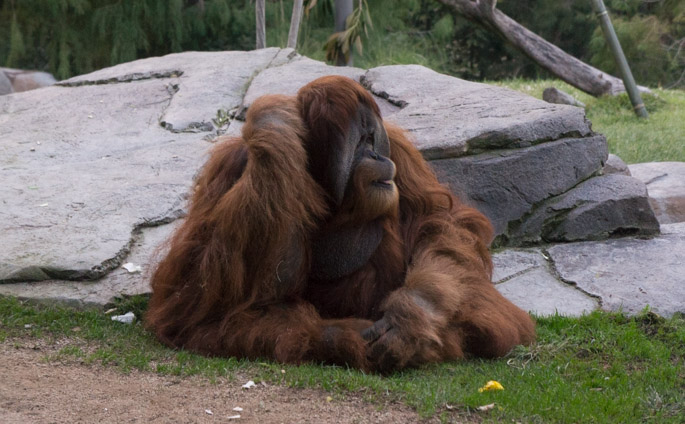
[492,80,685,164]
[1,296,683,423]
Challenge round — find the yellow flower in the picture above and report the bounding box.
[478,380,504,392]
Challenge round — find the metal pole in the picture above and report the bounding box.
[590,0,648,118]
[256,0,266,49]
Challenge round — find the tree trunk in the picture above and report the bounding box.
[334,0,354,66]
[436,0,648,96]
[287,0,304,49]
[256,0,266,49]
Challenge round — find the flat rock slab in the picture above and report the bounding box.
[60,48,290,133]
[0,223,177,308]
[493,250,598,316]
[362,65,592,159]
[629,162,685,224]
[0,81,202,282]
[547,223,685,317]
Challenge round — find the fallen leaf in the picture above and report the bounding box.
[478,380,504,392]
[477,403,495,412]
[326,396,332,402]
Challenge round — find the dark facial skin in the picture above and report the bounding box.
[345,107,395,202]
[309,105,398,281]
[310,104,395,208]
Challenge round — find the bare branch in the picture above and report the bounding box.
[436,0,650,96]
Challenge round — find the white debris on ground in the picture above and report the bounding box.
[111,311,136,324]
[122,262,142,273]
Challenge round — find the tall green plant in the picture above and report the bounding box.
[0,0,255,79]
[6,13,26,68]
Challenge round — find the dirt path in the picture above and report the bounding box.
[0,342,436,424]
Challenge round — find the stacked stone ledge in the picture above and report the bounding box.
[234,55,660,246]
[0,49,660,307]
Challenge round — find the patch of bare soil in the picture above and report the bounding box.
[0,342,438,424]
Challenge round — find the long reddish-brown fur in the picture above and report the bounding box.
[146,76,535,373]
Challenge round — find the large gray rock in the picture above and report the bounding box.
[358,65,657,245]
[629,162,685,224]
[60,49,290,133]
[242,56,364,105]
[508,174,660,244]
[0,222,178,307]
[0,49,663,309]
[0,67,57,95]
[0,70,12,95]
[431,136,608,238]
[240,56,399,118]
[0,80,202,282]
[548,223,685,317]
[542,87,586,108]
[8,70,57,92]
[362,65,593,159]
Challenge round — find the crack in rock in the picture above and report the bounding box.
[540,247,604,305]
[228,48,306,123]
[0,196,187,284]
[359,73,408,108]
[58,70,184,87]
[493,264,538,285]
[159,49,296,135]
[644,173,669,186]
